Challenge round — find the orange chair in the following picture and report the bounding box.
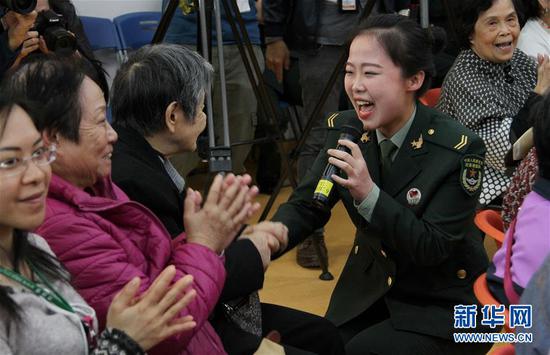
[475,209,505,248]
[491,344,515,355]
[473,273,512,332]
[419,87,441,107]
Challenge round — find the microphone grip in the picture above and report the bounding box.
[313,141,352,207]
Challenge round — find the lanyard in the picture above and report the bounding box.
[0,262,98,351]
[0,263,74,313]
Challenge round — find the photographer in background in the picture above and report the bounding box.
[37,0,92,54]
[14,0,94,62]
[0,8,36,75]
[10,0,108,103]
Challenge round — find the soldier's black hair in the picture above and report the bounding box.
[348,14,446,98]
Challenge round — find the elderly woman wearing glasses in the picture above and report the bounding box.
[4,55,259,355]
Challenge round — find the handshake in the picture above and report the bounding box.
[184,173,288,270]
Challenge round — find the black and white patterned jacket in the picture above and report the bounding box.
[437,49,537,205]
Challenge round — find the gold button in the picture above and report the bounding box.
[387,276,393,286]
[380,249,387,258]
[354,245,359,255]
[457,269,467,279]
[428,129,435,135]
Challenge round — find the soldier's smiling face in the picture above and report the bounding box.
[344,33,421,137]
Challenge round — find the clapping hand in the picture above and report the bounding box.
[184,174,261,254]
[106,266,197,351]
[534,54,550,95]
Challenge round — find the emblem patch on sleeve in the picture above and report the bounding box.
[460,155,484,196]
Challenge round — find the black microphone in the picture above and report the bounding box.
[313,118,364,207]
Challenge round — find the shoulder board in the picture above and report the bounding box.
[423,114,480,154]
[326,110,358,129]
[326,112,340,128]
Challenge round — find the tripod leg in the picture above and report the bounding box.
[312,234,334,281]
[197,0,216,152]
[223,0,298,187]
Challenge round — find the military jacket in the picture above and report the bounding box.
[272,103,490,339]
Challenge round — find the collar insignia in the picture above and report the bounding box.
[411,134,423,150]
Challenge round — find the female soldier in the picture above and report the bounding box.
[272,14,492,354]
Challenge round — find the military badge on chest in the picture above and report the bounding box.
[460,155,484,196]
[406,188,421,206]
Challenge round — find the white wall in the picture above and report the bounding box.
[71,0,164,88]
[72,0,163,19]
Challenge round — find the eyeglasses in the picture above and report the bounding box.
[0,145,57,178]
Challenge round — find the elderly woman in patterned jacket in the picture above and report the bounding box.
[437,0,550,207]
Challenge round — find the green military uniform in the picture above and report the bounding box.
[272,103,492,351]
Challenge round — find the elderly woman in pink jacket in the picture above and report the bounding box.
[6,55,263,355]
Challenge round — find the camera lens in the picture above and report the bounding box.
[45,28,76,52]
[56,37,71,50]
[15,0,29,7]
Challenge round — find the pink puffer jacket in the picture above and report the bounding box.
[37,174,227,355]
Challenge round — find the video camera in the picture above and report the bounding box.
[34,10,76,53]
[0,0,36,14]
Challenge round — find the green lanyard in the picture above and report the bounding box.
[0,262,74,313]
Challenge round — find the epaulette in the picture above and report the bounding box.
[422,116,478,154]
[326,110,357,129]
[326,112,340,128]
[422,115,484,196]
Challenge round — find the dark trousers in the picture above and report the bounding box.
[212,303,345,355]
[338,301,492,355]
